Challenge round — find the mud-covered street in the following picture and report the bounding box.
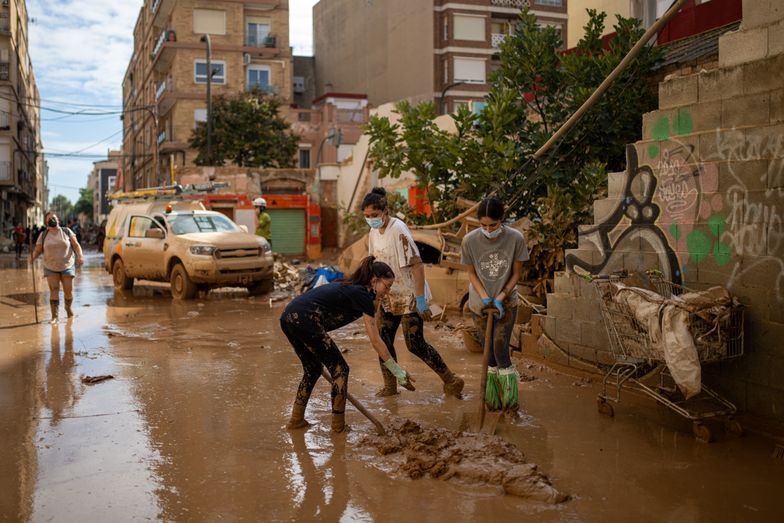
[1,254,781,522]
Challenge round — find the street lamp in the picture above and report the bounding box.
[440,81,465,115]
[200,34,213,165]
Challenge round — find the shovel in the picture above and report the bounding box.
[460,307,502,434]
[320,368,386,436]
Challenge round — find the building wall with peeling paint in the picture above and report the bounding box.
[544,0,784,422]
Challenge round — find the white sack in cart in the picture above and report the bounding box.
[612,285,702,399]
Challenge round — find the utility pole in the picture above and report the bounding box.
[200,34,213,165]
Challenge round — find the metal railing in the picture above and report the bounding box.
[490,0,529,7]
[491,33,508,48]
[152,29,168,58]
[155,78,172,99]
[245,34,276,48]
[157,130,167,145]
[152,0,161,13]
[0,62,7,81]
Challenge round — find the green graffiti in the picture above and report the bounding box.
[687,230,712,263]
[648,144,660,159]
[669,223,681,241]
[675,110,693,135]
[708,213,725,237]
[653,116,670,141]
[714,242,732,266]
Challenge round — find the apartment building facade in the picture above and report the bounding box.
[0,0,44,234]
[313,0,567,114]
[122,0,293,191]
[88,149,120,224]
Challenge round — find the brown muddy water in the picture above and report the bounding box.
[1,253,781,522]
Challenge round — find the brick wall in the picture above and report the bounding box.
[546,0,784,422]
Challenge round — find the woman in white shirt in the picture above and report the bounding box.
[32,211,84,322]
[362,187,464,398]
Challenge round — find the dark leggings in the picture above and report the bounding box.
[280,311,349,415]
[377,309,448,377]
[471,306,517,368]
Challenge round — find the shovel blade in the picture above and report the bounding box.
[458,408,503,435]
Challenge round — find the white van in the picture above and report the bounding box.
[103,199,274,299]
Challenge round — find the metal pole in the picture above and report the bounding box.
[201,35,213,165]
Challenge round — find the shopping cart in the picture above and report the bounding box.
[592,271,744,442]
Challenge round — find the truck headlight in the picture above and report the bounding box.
[190,245,216,256]
[258,239,272,254]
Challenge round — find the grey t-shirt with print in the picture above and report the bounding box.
[460,225,529,314]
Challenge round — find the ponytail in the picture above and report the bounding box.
[361,187,388,212]
[345,256,394,286]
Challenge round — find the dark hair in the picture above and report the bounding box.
[361,187,388,212]
[477,197,505,221]
[345,256,394,286]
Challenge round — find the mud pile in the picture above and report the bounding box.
[361,418,568,504]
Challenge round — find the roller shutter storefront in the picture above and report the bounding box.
[268,208,305,255]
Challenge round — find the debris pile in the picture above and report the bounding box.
[361,418,568,503]
[273,261,303,292]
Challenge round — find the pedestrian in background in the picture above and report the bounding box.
[361,187,464,398]
[13,222,25,258]
[254,197,272,247]
[461,197,528,412]
[32,211,84,322]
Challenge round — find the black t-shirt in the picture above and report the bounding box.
[284,282,376,332]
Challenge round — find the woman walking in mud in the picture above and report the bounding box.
[280,256,415,433]
[461,197,528,412]
[361,187,464,397]
[32,211,84,322]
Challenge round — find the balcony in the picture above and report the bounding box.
[491,33,508,48]
[152,29,176,72]
[0,62,8,81]
[490,0,529,7]
[245,34,277,48]
[0,161,10,183]
[151,0,174,29]
[0,110,8,129]
[157,130,167,145]
[335,109,367,124]
[246,83,278,95]
[156,78,176,116]
[0,15,9,33]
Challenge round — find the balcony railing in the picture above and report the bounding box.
[335,109,367,124]
[152,29,169,58]
[152,0,161,13]
[247,83,278,95]
[245,34,276,48]
[157,130,167,145]
[490,0,529,7]
[0,110,8,129]
[155,78,172,100]
[491,33,508,48]
[0,62,7,81]
[0,161,10,182]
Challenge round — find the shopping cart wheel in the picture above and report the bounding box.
[692,422,713,443]
[597,397,614,417]
[724,418,743,437]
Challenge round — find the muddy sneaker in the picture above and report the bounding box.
[375,386,399,397]
[375,370,399,397]
[442,372,465,398]
[286,403,309,429]
[286,419,311,430]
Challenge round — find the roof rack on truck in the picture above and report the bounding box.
[108,182,229,202]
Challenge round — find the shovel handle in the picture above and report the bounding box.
[477,308,497,429]
[320,368,386,435]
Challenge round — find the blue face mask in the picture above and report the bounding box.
[481,225,503,239]
[366,217,385,229]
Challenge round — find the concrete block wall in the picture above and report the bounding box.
[551,2,784,422]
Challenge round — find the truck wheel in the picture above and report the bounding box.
[171,264,197,300]
[112,259,134,290]
[247,278,274,296]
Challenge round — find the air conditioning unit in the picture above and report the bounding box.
[243,53,252,65]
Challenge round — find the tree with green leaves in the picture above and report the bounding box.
[73,186,94,221]
[49,195,73,220]
[190,90,299,167]
[365,8,661,292]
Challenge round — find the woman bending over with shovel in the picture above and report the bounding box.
[281,256,415,433]
[461,197,529,412]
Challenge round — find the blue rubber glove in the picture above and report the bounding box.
[492,298,505,320]
[415,295,429,315]
[481,298,493,306]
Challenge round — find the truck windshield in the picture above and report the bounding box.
[169,213,240,235]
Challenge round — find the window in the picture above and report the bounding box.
[454,100,470,110]
[195,60,225,84]
[453,57,485,84]
[129,216,156,238]
[246,18,271,47]
[170,214,239,235]
[453,14,486,41]
[293,76,305,94]
[472,101,487,114]
[534,0,563,6]
[298,148,311,168]
[193,9,226,35]
[247,65,270,91]
[194,108,207,128]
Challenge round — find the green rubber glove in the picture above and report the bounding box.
[485,367,502,411]
[384,359,416,390]
[499,366,520,411]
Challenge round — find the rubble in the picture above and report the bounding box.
[273,260,303,292]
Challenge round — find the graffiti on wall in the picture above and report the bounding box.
[567,108,784,302]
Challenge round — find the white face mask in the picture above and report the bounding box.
[481,226,503,239]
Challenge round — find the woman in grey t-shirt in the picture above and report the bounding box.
[461,197,529,412]
[32,211,84,322]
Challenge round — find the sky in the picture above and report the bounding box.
[27,0,319,204]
